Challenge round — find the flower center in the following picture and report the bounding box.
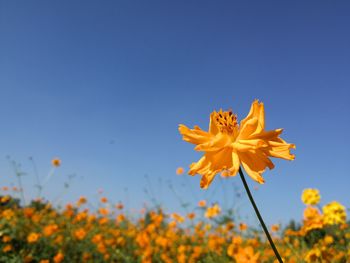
[213,110,238,135]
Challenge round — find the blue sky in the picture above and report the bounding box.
[0,1,349,226]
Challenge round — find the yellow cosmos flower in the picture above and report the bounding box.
[301,188,321,205]
[205,204,221,218]
[322,201,347,225]
[179,100,295,188]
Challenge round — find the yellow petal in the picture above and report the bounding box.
[209,111,219,135]
[200,172,216,189]
[189,148,233,188]
[233,139,268,152]
[239,150,275,184]
[189,156,210,176]
[264,136,296,160]
[229,151,240,176]
[195,133,231,152]
[178,124,212,145]
[239,100,265,136]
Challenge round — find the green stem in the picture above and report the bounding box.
[238,167,283,263]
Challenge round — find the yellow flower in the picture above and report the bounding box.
[322,201,347,225]
[205,204,221,218]
[52,158,61,167]
[233,246,260,263]
[179,100,295,188]
[304,247,321,263]
[301,188,321,205]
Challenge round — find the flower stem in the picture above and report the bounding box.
[238,167,283,263]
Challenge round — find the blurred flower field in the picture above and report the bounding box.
[0,182,349,262]
[1,101,349,262]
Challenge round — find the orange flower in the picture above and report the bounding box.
[198,200,207,207]
[179,100,295,188]
[52,158,61,167]
[100,197,108,203]
[43,224,59,237]
[2,244,12,253]
[74,228,87,240]
[270,224,280,232]
[77,196,87,206]
[53,252,64,263]
[239,223,248,231]
[205,204,221,218]
[176,167,185,175]
[27,232,40,243]
[115,202,124,210]
[233,246,260,263]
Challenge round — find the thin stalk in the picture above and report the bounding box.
[238,167,283,263]
[16,172,26,206]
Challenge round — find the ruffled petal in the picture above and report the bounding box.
[266,139,296,160]
[239,150,275,184]
[239,100,265,137]
[178,124,213,145]
[200,171,216,189]
[189,148,233,188]
[195,133,231,152]
[229,150,240,176]
[233,139,268,152]
[209,111,219,135]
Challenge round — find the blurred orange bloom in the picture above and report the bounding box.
[198,200,207,207]
[271,224,280,232]
[239,223,248,231]
[53,252,64,263]
[176,167,185,175]
[100,197,108,203]
[205,204,221,218]
[115,202,124,210]
[52,158,61,167]
[27,232,40,243]
[2,244,12,253]
[179,100,295,188]
[74,228,87,240]
[233,246,260,263]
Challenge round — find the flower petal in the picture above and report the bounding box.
[239,100,265,137]
[229,150,240,176]
[239,150,275,184]
[233,139,268,152]
[209,111,219,135]
[266,139,296,160]
[195,133,231,152]
[189,148,233,188]
[200,171,216,189]
[179,124,213,145]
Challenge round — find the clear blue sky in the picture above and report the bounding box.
[0,1,349,226]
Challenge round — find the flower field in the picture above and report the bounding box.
[0,186,348,263]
